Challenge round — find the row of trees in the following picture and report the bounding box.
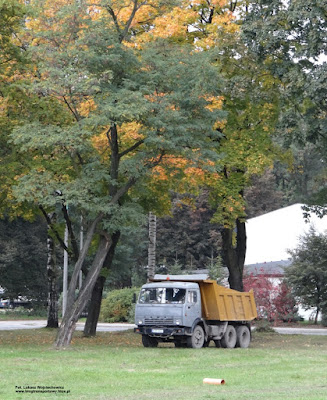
[0,0,326,347]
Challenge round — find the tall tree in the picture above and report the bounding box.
[146,0,285,290]
[242,0,327,207]
[10,0,224,347]
[286,229,327,324]
[0,218,48,305]
[156,191,221,270]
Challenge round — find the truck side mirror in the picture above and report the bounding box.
[132,293,137,304]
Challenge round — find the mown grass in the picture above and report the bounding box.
[0,329,326,400]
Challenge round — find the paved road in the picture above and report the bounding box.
[0,320,135,332]
[0,320,327,335]
[273,326,327,336]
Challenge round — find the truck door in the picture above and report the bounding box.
[185,289,201,327]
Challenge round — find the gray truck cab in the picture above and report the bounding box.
[135,280,203,347]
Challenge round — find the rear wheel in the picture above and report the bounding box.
[142,335,158,348]
[236,325,251,348]
[187,325,205,349]
[221,325,237,348]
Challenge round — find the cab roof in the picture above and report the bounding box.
[141,281,199,290]
[151,274,209,282]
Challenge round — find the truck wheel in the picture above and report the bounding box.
[221,325,237,348]
[142,335,158,348]
[236,325,251,348]
[187,325,205,349]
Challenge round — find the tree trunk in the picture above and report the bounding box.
[221,219,246,292]
[55,234,111,348]
[83,275,106,337]
[147,212,156,281]
[46,214,59,328]
[83,231,121,337]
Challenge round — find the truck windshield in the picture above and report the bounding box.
[139,288,186,304]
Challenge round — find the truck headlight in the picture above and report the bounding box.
[175,319,181,325]
[138,320,143,325]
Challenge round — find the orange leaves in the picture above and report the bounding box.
[152,155,208,194]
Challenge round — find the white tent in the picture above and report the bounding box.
[245,203,327,265]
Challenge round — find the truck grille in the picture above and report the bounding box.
[144,318,174,325]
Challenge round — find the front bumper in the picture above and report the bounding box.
[134,326,190,337]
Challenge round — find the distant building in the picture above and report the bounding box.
[245,203,327,265]
[245,204,327,320]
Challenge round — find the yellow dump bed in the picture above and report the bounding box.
[199,280,257,322]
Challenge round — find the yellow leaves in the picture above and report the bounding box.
[204,95,224,112]
[92,131,108,155]
[148,7,196,41]
[92,122,144,160]
[77,98,97,117]
[121,122,144,142]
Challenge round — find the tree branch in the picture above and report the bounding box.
[110,178,137,204]
[39,205,68,252]
[62,203,79,262]
[119,139,144,158]
[63,96,80,122]
[106,6,123,39]
[144,150,166,170]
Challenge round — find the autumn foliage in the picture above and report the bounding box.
[243,271,298,323]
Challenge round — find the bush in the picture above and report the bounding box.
[100,287,140,323]
[244,273,299,323]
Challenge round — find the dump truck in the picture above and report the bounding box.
[134,274,257,348]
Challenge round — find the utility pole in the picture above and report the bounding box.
[147,212,156,282]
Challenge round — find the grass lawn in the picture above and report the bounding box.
[0,329,326,400]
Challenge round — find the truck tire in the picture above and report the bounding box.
[187,325,205,349]
[236,325,251,348]
[142,335,158,348]
[220,325,237,348]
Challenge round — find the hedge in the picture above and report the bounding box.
[100,287,140,323]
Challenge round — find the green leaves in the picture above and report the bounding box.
[286,228,327,316]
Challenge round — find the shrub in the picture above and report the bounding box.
[100,287,140,323]
[244,272,299,323]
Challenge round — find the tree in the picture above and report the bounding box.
[286,228,327,324]
[156,191,221,270]
[244,169,284,218]
[145,0,285,291]
[10,0,224,347]
[0,218,48,306]
[242,1,327,201]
